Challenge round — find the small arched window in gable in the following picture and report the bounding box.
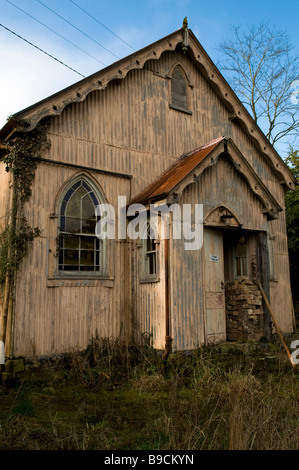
[58,178,105,274]
[170,66,189,112]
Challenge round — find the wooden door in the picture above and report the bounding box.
[204,228,226,343]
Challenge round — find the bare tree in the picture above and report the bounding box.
[218,23,299,148]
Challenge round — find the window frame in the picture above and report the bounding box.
[234,236,248,279]
[140,220,159,283]
[57,176,107,278]
[169,65,192,115]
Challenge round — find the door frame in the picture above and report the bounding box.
[203,227,226,344]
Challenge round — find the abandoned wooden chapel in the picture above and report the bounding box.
[0,20,296,364]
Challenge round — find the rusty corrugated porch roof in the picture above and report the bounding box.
[130,136,225,206]
[130,136,283,220]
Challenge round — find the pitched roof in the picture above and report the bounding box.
[0,27,184,138]
[0,23,295,189]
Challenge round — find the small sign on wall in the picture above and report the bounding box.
[209,254,219,262]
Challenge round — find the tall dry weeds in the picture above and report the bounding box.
[1,338,298,450]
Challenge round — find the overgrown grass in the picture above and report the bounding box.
[0,335,298,450]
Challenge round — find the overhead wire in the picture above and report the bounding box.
[69,0,136,52]
[35,0,121,60]
[0,23,85,78]
[5,0,107,67]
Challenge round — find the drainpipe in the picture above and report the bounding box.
[162,235,172,360]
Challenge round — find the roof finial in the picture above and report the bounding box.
[182,17,188,54]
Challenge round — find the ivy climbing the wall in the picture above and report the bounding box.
[0,119,51,352]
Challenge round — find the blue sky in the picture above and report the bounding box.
[1,0,298,131]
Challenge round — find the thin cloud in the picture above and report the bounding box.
[0,23,149,128]
[0,44,101,127]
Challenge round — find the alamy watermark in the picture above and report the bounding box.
[95,196,203,251]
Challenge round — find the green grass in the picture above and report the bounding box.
[0,336,299,450]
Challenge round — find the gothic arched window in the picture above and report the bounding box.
[58,177,105,274]
[171,66,188,111]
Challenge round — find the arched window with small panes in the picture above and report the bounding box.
[58,176,106,275]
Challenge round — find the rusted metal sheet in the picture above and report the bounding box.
[129,137,225,205]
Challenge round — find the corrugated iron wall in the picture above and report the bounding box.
[9,47,294,355]
[13,163,131,356]
[133,236,166,350]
